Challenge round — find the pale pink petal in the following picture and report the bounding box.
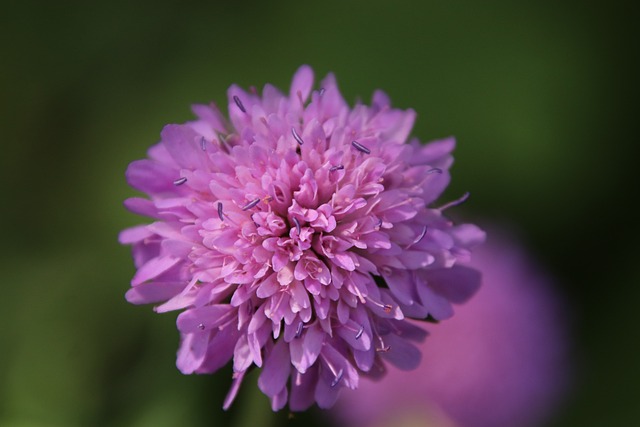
[125,159,176,194]
[289,65,314,103]
[130,256,180,286]
[118,225,153,244]
[125,281,184,305]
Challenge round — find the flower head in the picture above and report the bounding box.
[119,66,484,411]
[334,230,570,427]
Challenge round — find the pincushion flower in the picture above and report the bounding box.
[119,65,485,411]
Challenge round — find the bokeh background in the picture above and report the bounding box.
[1,1,638,426]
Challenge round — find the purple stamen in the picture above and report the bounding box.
[233,95,246,113]
[355,325,364,340]
[439,191,471,211]
[197,323,205,330]
[329,164,344,172]
[217,202,224,221]
[200,136,206,151]
[241,198,260,211]
[427,167,442,174]
[351,140,371,154]
[173,177,187,186]
[291,127,304,145]
[330,369,344,388]
[319,87,325,96]
[292,217,301,235]
[295,321,304,338]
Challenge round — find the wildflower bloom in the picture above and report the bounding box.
[334,230,570,427]
[119,66,485,411]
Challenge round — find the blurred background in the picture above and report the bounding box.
[1,0,637,426]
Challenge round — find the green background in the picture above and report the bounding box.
[1,1,637,426]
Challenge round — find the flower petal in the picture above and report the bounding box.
[379,332,422,371]
[426,265,482,304]
[196,325,239,374]
[289,367,319,411]
[130,256,180,286]
[258,339,291,397]
[160,124,209,170]
[125,281,184,305]
[176,332,209,374]
[290,323,324,373]
[125,159,176,194]
[290,65,314,103]
[118,225,153,245]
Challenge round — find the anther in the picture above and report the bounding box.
[295,321,304,338]
[233,95,246,113]
[217,202,224,221]
[197,323,205,330]
[407,226,427,248]
[241,198,260,211]
[292,217,301,235]
[351,140,371,154]
[200,136,206,151]
[383,304,393,314]
[329,164,344,172]
[330,369,344,388]
[319,88,325,96]
[427,167,442,174]
[173,177,187,186]
[355,325,364,340]
[291,127,304,145]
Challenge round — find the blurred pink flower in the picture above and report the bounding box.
[335,230,570,427]
[119,66,484,411]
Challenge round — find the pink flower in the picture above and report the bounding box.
[334,230,570,427]
[119,66,484,411]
